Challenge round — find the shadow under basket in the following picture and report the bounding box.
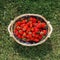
[8,14,53,46]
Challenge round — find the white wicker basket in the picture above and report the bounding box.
[8,14,53,46]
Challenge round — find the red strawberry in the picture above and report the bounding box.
[27,22,30,26]
[20,24,25,27]
[26,39,30,42]
[30,17,36,23]
[32,32,36,37]
[23,32,26,36]
[28,34,32,38]
[28,21,32,25]
[15,21,21,26]
[26,35,30,38]
[42,30,47,35]
[18,35,22,38]
[35,34,39,38]
[23,25,28,31]
[31,28,34,32]
[21,36,25,39]
[21,19,27,24]
[19,30,24,35]
[16,26,21,30]
[30,17,33,21]
[33,23,38,26]
[34,38,39,43]
[40,30,47,35]
[32,18,36,23]
[30,23,33,28]
[39,35,43,40]
[41,22,46,28]
[36,23,41,28]
[38,21,41,23]
[34,27,39,32]
[14,30,19,36]
[26,34,32,39]
[26,28,30,32]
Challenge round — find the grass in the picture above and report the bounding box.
[0,0,60,60]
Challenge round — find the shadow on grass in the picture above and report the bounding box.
[13,39,52,60]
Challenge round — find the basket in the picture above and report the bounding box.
[8,14,53,46]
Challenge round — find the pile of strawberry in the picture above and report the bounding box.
[13,16,47,43]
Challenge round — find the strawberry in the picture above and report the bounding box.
[41,22,46,28]
[26,39,30,42]
[27,22,30,26]
[22,38,27,41]
[18,35,22,38]
[30,17,33,21]
[21,19,27,24]
[33,23,38,26]
[39,35,43,40]
[21,36,25,39]
[28,21,32,25]
[32,17,36,23]
[23,32,26,36]
[26,28,30,32]
[14,30,19,36]
[40,30,47,35]
[28,34,32,38]
[16,26,21,30]
[34,27,39,32]
[34,38,39,43]
[42,30,47,35]
[30,23,33,28]
[30,37,34,41]
[31,28,34,32]
[26,35,30,38]
[35,34,39,38]
[26,34,32,39]
[32,31,36,34]
[14,16,48,43]
[19,30,24,35]
[15,21,21,26]
[23,25,28,31]
[38,20,41,23]
[30,17,36,23]
[20,24,25,27]
[36,23,41,28]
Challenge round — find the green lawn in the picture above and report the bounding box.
[0,0,60,60]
